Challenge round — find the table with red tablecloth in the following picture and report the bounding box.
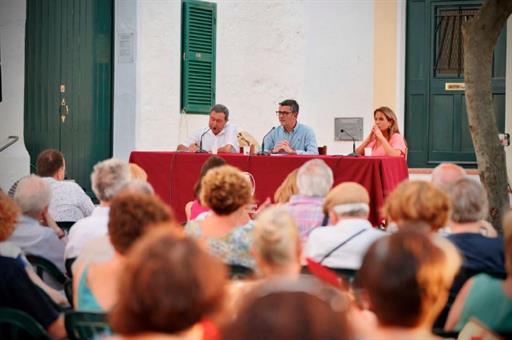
[129,152,409,225]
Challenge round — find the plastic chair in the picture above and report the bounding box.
[26,255,68,286]
[64,279,74,308]
[228,264,254,280]
[65,311,111,340]
[0,308,52,340]
[26,254,73,308]
[56,221,75,232]
[65,257,77,278]
[328,268,358,282]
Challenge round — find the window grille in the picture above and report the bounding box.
[433,7,479,77]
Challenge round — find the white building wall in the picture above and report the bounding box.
[133,0,376,156]
[0,0,29,192]
[3,0,509,189]
[113,0,138,160]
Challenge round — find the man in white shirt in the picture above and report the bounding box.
[177,104,239,153]
[306,182,385,270]
[36,149,94,222]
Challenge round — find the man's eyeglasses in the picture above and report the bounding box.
[276,111,293,116]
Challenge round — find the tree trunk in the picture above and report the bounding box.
[463,0,512,232]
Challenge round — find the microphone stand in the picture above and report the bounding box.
[196,129,210,153]
[340,129,358,157]
[257,127,275,155]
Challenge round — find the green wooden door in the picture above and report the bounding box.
[405,0,506,167]
[24,0,113,195]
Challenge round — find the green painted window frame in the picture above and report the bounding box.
[180,0,217,114]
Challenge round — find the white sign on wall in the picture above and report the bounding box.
[118,32,134,63]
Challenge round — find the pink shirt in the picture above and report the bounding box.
[190,200,210,220]
[366,133,407,157]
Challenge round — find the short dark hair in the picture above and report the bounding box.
[211,104,229,121]
[36,149,64,177]
[357,231,459,328]
[279,99,299,113]
[193,156,226,198]
[109,228,227,335]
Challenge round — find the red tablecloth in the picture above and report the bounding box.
[129,152,409,225]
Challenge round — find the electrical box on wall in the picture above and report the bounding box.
[335,118,363,141]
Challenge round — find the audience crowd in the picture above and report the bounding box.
[1,148,511,339]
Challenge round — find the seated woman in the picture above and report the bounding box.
[381,180,452,234]
[185,156,226,221]
[355,106,407,157]
[109,228,227,340]
[73,192,175,311]
[185,165,255,268]
[356,231,461,339]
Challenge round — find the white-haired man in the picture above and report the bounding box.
[10,175,66,272]
[306,182,385,270]
[431,162,497,237]
[65,158,130,261]
[284,159,333,243]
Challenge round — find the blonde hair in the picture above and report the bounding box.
[374,106,400,139]
[128,163,148,182]
[200,165,252,215]
[253,207,299,267]
[381,180,451,232]
[274,169,299,204]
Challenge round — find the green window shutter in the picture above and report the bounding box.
[181,0,216,114]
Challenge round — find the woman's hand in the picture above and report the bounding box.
[362,130,374,144]
[372,125,385,141]
[356,130,375,155]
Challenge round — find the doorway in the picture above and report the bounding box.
[24,0,113,195]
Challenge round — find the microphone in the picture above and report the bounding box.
[257,127,275,155]
[340,129,358,157]
[196,129,210,153]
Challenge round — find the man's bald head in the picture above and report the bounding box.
[431,163,466,192]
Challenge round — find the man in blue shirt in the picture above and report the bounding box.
[263,99,318,155]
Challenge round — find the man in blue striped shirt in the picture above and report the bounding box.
[263,99,318,155]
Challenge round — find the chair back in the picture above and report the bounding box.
[26,255,68,285]
[0,308,52,340]
[228,264,254,280]
[65,311,111,340]
[65,257,77,278]
[64,279,74,309]
[56,221,75,232]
